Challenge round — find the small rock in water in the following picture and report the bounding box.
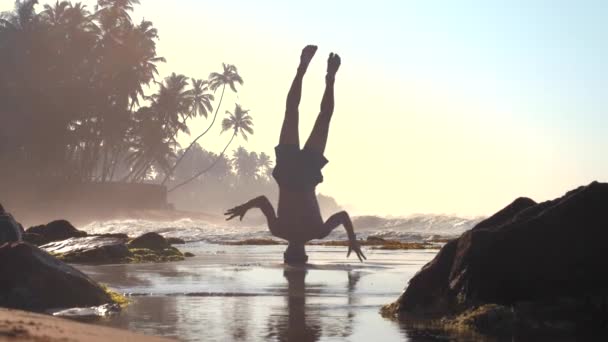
[26,220,87,245]
[184,252,195,257]
[128,232,170,250]
[166,237,186,245]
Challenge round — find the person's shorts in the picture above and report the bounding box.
[272,144,328,191]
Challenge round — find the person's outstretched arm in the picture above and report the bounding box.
[318,211,366,262]
[224,196,279,235]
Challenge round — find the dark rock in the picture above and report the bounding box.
[22,232,46,245]
[166,237,186,245]
[184,252,195,257]
[0,242,113,311]
[0,213,22,243]
[41,236,130,264]
[26,220,87,245]
[385,182,608,335]
[366,236,387,243]
[40,235,185,264]
[128,232,169,251]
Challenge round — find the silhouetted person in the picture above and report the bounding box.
[0,203,23,243]
[225,45,366,264]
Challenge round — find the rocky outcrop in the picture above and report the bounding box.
[0,242,113,311]
[41,233,184,264]
[128,232,169,250]
[166,237,186,245]
[384,182,608,336]
[0,213,23,243]
[41,236,130,264]
[26,220,87,245]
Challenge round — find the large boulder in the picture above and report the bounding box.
[41,234,185,264]
[385,182,608,334]
[128,232,169,250]
[0,213,22,244]
[0,242,113,311]
[41,236,130,264]
[26,220,87,245]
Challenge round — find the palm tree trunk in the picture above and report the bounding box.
[101,145,110,182]
[168,132,235,193]
[125,158,148,182]
[132,159,154,183]
[109,147,119,181]
[161,84,226,186]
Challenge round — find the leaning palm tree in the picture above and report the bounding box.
[161,63,243,185]
[168,104,253,192]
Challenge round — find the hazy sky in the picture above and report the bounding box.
[2,0,607,216]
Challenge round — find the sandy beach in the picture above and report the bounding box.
[0,308,173,342]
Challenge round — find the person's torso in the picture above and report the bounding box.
[276,189,324,242]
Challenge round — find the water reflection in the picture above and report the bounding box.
[267,267,362,342]
[81,257,446,342]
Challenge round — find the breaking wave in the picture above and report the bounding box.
[81,214,483,244]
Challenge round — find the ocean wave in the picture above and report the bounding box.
[81,214,482,244]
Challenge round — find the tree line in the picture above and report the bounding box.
[0,0,249,187]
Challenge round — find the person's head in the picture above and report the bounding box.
[0,203,4,213]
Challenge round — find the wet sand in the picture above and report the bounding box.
[75,243,448,341]
[0,308,173,342]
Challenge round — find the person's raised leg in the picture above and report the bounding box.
[303,53,341,154]
[279,45,318,146]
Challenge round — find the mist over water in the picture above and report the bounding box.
[82,214,483,243]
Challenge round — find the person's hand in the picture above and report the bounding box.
[224,204,249,221]
[347,238,366,262]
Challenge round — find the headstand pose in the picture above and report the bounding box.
[225,45,366,264]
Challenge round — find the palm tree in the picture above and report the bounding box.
[0,0,39,33]
[168,104,253,192]
[149,72,192,137]
[188,78,214,118]
[42,1,70,27]
[124,106,177,182]
[161,63,243,185]
[232,148,259,180]
[96,0,140,28]
[258,152,273,179]
[122,19,166,108]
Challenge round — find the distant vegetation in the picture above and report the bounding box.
[0,1,343,215]
[0,0,247,186]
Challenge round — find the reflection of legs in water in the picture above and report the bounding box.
[282,268,321,342]
[303,53,340,154]
[280,45,318,147]
[347,271,361,293]
[347,271,361,324]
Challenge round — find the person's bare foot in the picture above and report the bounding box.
[299,45,317,69]
[327,52,341,78]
